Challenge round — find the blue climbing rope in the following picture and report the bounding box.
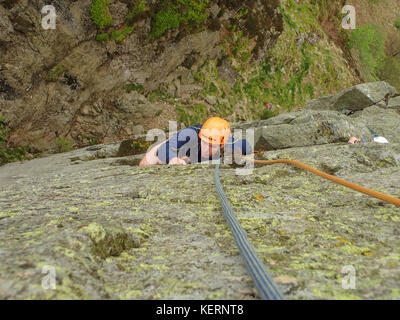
[214,163,285,300]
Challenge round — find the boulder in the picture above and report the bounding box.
[205,95,217,105]
[349,105,400,144]
[117,137,153,157]
[305,81,397,113]
[233,110,372,150]
[388,96,400,112]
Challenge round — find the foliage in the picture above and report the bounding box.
[394,18,400,30]
[150,0,210,39]
[148,89,167,102]
[220,29,252,66]
[125,82,144,93]
[240,44,314,116]
[349,24,386,81]
[54,137,74,153]
[126,0,147,24]
[0,117,27,165]
[111,25,134,43]
[260,108,279,120]
[0,116,8,148]
[130,137,153,154]
[150,5,181,39]
[96,33,110,41]
[90,0,112,29]
[176,103,209,126]
[378,56,400,91]
[47,64,65,82]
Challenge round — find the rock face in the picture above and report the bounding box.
[234,110,372,150]
[0,0,283,150]
[305,82,397,113]
[0,96,399,299]
[388,96,400,112]
[230,82,400,150]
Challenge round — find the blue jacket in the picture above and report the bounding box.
[157,124,252,164]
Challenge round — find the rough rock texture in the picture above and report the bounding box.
[234,110,371,150]
[0,0,283,150]
[229,82,400,151]
[349,106,400,145]
[0,107,399,300]
[233,105,400,151]
[388,96,400,112]
[304,82,397,114]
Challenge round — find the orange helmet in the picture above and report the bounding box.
[199,117,231,145]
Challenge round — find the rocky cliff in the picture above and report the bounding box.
[0,0,365,153]
[0,0,282,149]
[0,82,399,299]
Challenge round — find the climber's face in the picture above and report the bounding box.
[348,137,361,144]
[201,139,221,159]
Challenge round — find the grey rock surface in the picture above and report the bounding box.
[305,82,397,113]
[0,108,399,300]
[233,107,400,150]
[388,96,400,111]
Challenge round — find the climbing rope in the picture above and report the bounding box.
[214,162,285,300]
[245,157,400,207]
[213,155,399,300]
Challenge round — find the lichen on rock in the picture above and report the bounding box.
[81,222,136,259]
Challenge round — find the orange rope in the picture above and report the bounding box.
[244,157,400,207]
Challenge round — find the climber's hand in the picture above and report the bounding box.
[169,157,187,165]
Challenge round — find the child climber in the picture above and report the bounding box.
[139,116,252,166]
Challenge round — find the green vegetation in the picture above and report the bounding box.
[47,64,65,82]
[96,26,134,44]
[125,82,144,93]
[126,0,147,24]
[0,117,7,148]
[111,25,134,43]
[260,108,279,120]
[220,29,252,70]
[176,103,209,126]
[54,137,74,153]
[151,7,181,39]
[280,8,296,29]
[203,80,218,95]
[0,117,27,165]
[93,0,139,44]
[241,45,314,114]
[88,138,99,146]
[96,33,110,41]
[148,89,167,102]
[192,20,316,120]
[347,22,400,90]
[150,0,210,39]
[394,18,400,30]
[90,0,112,29]
[379,56,400,90]
[349,24,386,81]
[177,0,359,123]
[130,137,153,154]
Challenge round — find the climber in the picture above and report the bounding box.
[347,137,366,144]
[347,128,389,144]
[139,116,252,166]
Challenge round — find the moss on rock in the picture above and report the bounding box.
[90,0,112,29]
[81,222,134,259]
